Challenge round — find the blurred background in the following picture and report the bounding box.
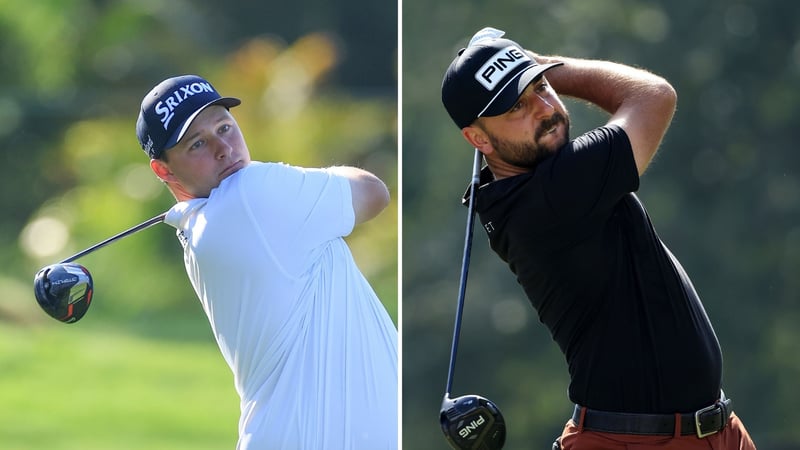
[1,1,396,449]
[403,0,799,449]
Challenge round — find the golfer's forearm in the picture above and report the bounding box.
[528,53,674,116]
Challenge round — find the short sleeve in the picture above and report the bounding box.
[542,125,639,220]
[240,163,355,248]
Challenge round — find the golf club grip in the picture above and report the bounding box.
[444,148,482,396]
[59,212,167,264]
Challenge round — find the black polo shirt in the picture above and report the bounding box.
[468,125,722,413]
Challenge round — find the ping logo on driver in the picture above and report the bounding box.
[474,45,531,90]
[458,414,487,438]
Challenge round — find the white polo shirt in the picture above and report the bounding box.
[164,162,398,449]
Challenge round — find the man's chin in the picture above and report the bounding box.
[548,127,570,150]
[538,136,567,155]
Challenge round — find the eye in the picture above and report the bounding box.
[534,81,550,94]
[189,139,205,150]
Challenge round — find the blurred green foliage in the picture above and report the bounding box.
[1,0,396,448]
[403,0,799,449]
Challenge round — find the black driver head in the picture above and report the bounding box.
[33,263,94,324]
[441,394,506,449]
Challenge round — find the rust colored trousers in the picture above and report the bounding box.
[556,411,757,450]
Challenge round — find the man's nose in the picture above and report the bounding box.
[214,138,233,159]
[532,94,555,119]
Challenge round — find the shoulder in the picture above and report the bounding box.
[242,161,335,178]
[237,161,348,200]
[235,161,307,185]
[240,160,287,175]
[570,125,632,151]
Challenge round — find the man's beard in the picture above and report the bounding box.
[486,111,570,169]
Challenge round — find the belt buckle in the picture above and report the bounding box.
[694,403,720,438]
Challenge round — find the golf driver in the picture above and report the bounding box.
[440,149,506,450]
[33,212,166,323]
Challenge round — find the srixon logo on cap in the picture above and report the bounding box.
[154,81,216,130]
[474,45,531,90]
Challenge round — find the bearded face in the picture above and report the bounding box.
[482,110,570,169]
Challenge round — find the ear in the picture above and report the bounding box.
[150,159,174,182]
[461,125,494,156]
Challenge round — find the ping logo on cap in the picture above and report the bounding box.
[474,45,531,90]
[154,81,216,130]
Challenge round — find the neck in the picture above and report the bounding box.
[483,154,530,181]
[167,184,196,202]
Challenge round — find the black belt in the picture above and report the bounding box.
[572,395,733,438]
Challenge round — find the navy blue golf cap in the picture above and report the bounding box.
[442,27,563,129]
[136,75,241,159]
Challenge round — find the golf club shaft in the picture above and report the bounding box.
[59,212,167,264]
[444,148,483,397]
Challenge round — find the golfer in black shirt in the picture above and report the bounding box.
[441,27,756,449]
